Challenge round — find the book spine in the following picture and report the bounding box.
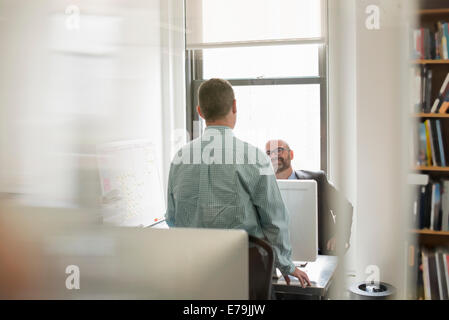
[430,183,436,230]
[436,252,445,300]
[445,23,449,60]
[422,250,431,300]
[439,101,449,114]
[432,73,449,113]
[436,120,446,167]
[429,252,441,299]
[435,183,442,231]
[443,181,449,231]
[443,30,449,60]
[421,28,425,60]
[425,120,433,166]
[426,69,433,112]
[419,123,427,166]
[445,254,449,298]
[430,120,441,166]
[422,67,427,112]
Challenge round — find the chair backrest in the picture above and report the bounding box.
[248,235,274,300]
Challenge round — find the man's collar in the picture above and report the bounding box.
[204,126,234,135]
[205,125,233,130]
[287,169,298,180]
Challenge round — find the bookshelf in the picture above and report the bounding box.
[409,3,449,300]
[418,9,449,16]
[416,166,449,173]
[414,113,449,118]
[415,59,449,64]
[412,230,449,247]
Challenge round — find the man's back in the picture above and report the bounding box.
[165,126,296,275]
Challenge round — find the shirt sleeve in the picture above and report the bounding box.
[250,156,296,276]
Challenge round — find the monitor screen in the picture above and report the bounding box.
[277,180,318,263]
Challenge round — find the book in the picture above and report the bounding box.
[439,101,449,114]
[422,249,431,299]
[436,250,449,300]
[439,21,448,59]
[437,88,449,113]
[425,28,433,61]
[436,120,446,167]
[419,248,449,300]
[413,67,422,112]
[442,180,449,231]
[421,67,427,111]
[428,251,441,300]
[445,253,449,297]
[430,183,437,230]
[424,120,433,166]
[425,69,433,112]
[430,120,441,166]
[418,123,428,166]
[445,23,449,60]
[431,73,449,113]
[435,30,442,60]
[430,183,442,231]
[420,183,433,229]
[418,185,426,229]
[444,36,449,60]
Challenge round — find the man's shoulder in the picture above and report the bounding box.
[295,170,327,181]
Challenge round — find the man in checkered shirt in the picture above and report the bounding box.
[165,78,310,288]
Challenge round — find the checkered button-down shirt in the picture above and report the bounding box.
[165,126,296,275]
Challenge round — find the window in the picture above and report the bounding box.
[186,0,327,172]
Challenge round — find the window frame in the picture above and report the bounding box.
[185,0,328,173]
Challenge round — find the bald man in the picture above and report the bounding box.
[265,140,353,256]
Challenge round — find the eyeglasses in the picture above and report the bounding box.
[266,147,290,156]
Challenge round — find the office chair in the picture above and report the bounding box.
[248,235,275,300]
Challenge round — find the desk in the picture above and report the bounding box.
[273,255,338,300]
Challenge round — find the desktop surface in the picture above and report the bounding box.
[273,255,338,298]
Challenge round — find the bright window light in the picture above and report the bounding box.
[200,0,322,43]
[202,45,319,79]
[233,85,321,171]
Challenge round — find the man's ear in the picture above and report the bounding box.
[232,100,237,114]
[197,106,204,120]
[290,150,294,160]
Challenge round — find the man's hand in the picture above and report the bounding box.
[283,267,311,288]
[326,237,336,252]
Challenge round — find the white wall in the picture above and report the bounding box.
[328,0,358,291]
[328,0,416,298]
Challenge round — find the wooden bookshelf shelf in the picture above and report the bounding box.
[412,229,449,236]
[417,8,449,15]
[415,166,449,172]
[411,230,449,247]
[414,113,449,118]
[414,60,449,65]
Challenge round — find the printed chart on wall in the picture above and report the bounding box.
[97,140,166,227]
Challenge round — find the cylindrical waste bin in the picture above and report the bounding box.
[349,281,396,300]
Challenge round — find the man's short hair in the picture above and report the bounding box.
[198,78,235,122]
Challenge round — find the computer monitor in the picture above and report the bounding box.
[277,180,318,263]
[0,208,248,299]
